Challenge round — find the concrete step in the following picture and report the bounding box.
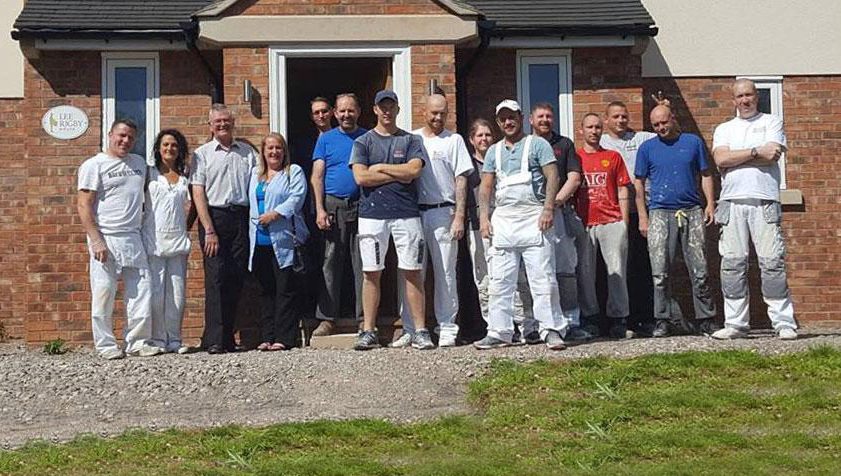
[307,333,358,349]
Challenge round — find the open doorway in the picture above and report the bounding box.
[286,56,392,172]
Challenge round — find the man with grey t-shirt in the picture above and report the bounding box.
[77,119,161,360]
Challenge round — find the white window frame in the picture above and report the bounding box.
[737,75,786,188]
[516,49,573,138]
[101,52,160,162]
[268,45,412,138]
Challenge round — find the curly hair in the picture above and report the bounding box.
[153,129,189,177]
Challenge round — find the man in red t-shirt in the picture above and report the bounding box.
[575,113,631,338]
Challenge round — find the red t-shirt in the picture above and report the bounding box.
[576,147,630,226]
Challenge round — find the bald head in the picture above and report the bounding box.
[732,78,760,118]
[732,78,757,96]
[650,105,678,139]
[423,94,448,134]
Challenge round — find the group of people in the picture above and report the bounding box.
[77,78,797,359]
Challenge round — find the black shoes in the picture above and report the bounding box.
[206,344,227,354]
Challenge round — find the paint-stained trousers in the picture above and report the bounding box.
[717,199,796,331]
[648,207,716,323]
[148,254,188,351]
[90,258,152,354]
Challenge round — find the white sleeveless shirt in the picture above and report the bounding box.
[142,166,192,257]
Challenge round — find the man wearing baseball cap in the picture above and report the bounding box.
[475,100,567,350]
[349,90,434,350]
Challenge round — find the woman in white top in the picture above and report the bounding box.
[248,132,309,351]
[143,129,193,353]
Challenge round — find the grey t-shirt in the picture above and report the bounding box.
[349,128,427,220]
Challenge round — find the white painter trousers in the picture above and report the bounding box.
[90,257,153,354]
[148,254,188,351]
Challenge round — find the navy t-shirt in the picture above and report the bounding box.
[635,133,710,210]
[313,127,367,199]
[349,129,427,219]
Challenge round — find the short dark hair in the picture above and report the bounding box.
[581,112,601,125]
[606,101,627,113]
[530,102,554,114]
[311,97,331,108]
[110,118,138,132]
[153,129,189,177]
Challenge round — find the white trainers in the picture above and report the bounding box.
[777,327,798,340]
[127,344,165,357]
[438,335,457,348]
[389,332,413,348]
[176,346,191,354]
[99,348,125,360]
[711,327,748,340]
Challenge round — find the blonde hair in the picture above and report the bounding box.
[257,132,290,179]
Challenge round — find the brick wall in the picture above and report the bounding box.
[0,99,25,340]
[642,76,841,328]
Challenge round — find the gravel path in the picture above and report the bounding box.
[2,330,840,449]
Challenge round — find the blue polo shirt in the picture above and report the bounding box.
[635,133,710,210]
[312,127,367,199]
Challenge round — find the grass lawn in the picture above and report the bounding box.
[3,347,841,475]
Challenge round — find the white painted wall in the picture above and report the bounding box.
[1,0,24,98]
[641,0,841,77]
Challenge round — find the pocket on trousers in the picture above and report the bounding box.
[761,201,782,224]
[714,200,731,226]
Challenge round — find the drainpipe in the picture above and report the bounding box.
[456,21,493,136]
[180,20,222,104]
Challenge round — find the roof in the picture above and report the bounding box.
[463,0,656,35]
[13,0,213,37]
[13,0,655,39]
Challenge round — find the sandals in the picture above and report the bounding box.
[268,343,286,351]
[257,342,271,351]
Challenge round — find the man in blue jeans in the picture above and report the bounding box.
[634,105,718,337]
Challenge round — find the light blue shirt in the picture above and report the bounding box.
[247,164,309,270]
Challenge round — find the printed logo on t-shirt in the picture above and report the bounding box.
[432,150,447,161]
[584,172,608,187]
[393,149,406,159]
[107,169,143,178]
[600,159,611,169]
[752,127,766,134]
[624,143,638,152]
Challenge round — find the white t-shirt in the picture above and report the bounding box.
[600,130,656,177]
[713,113,786,201]
[77,152,147,235]
[142,167,192,257]
[413,128,474,205]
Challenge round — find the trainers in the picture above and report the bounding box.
[544,330,566,350]
[473,335,510,350]
[652,320,671,338]
[511,325,525,346]
[127,344,164,357]
[566,326,594,342]
[411,329,435,350]
[711,327,748,340]
[312,320,336,337]
[438,334,457,348]
[523,330,542,345]
[608,319,628,339]
[176,346,191,355]
[695,318,722,336]
[389,332,413,348]
[777,327,798,340]
[99,348,125,360]
[354,330,381,350]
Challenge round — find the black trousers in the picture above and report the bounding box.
[627,212,655,328]
[252,246,299,347]
[200,206,249,350]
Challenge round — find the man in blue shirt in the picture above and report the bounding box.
[634,105,718,337]
[310,94,368,336]
[350,90,433,350]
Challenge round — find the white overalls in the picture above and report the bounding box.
[486,136,566,342]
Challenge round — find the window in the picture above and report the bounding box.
[516,50,572,138]
[737,76,786,188]
[102,53,160,161]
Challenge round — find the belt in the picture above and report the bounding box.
[418,201,454,211]
[325,194,359,204]
[210,204,248,212]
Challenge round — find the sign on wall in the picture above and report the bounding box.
[41,105,89,140]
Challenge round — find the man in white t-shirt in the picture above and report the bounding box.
[77,119,161,360]
[394,94,474,347]
[711,78,797,340]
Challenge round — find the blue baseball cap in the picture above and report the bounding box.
[374,89,398,105]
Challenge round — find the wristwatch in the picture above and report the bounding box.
[750,147,758,159]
